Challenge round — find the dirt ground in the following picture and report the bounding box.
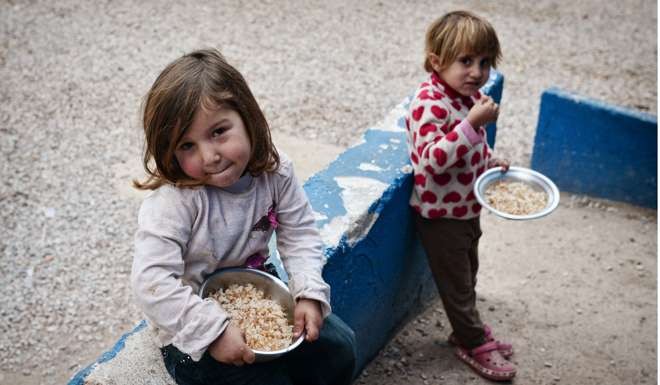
[357,195,657,385]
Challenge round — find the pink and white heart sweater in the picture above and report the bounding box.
[405,72,493,220]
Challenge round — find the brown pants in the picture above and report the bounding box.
[415,213,486,349]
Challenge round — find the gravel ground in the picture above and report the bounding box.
[0,1,656,384]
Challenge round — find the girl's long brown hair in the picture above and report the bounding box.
[134,48,279,190]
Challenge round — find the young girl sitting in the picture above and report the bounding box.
[130,48,356,385]
[405,11,516,381]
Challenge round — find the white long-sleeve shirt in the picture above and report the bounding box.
[131,153,330,361]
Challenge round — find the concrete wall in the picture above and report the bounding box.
[531,88,657,208]
[67,71,504,384]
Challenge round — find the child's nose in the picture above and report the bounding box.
[201,145,219,164]
[470,64,483,78]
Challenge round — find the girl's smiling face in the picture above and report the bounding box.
[174,105,251,188]
[433,52,492,97]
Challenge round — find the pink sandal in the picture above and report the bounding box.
[455,341,517,381]
[449,324,514,358]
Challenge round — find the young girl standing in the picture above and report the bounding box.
[405,11,516,381]
[131,48,356,385]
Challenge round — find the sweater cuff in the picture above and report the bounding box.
[458,119,483,146]
[171,299,229,361]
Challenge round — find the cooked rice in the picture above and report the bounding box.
[485,180,548,215]
[210,283,293,351]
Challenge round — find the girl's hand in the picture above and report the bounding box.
[293,299,323,342]
[466,95,499,128]
[207,323,255,366]
[488,157,510,172]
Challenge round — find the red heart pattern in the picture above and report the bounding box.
[407,74,494,220]
[454,159,466,168]
[421,191,437,203]
[452,206,468,217]
[412,106,424,121]
[433,173,451,186]
[420,123,437,136]
[471,152,481,166]
[431,105,447,119]
[428,208,447,218]
[414,174,426,186]
[456,145,468,159]
[433,148,447,166]
[443,191,461,203]
[445,131,458,142]
[457,171,473,185]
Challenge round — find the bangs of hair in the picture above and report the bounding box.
[424,11,502,72]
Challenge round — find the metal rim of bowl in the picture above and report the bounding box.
[474,166,560,220]
[199,267,305,356]
[199,267,290,297]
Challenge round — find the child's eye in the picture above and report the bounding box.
[212,127,228,137]
[480,58,491,68]
[460,57,473,66]
[178,142,193,151]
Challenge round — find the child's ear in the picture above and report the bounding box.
[428,53,443,73]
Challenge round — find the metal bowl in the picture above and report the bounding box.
[200,267,305,362]
[474,166,560,220]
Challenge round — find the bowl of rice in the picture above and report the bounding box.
[474,166,560,220]
[200,267,305,362]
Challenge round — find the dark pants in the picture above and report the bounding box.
[415,213,486,349]
[161,313,357,385]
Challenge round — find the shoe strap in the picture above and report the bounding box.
[471,341,499,356]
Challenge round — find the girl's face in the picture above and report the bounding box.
[435,52,492,97]
[174,105,251,188]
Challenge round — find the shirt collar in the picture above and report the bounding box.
[220,173,254,193]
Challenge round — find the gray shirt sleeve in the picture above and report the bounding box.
[274,157,332,317]
[130,187,229,361]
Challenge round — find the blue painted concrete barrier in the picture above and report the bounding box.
[67,70,503,384]
[531,88,657,208]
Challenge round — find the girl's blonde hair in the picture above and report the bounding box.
[424,10,502,72]
[134,48,279,190]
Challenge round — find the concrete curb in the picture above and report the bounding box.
[531,87,657,208]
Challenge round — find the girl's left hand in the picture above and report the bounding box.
[488,157,510,172]
[293,298,323,342]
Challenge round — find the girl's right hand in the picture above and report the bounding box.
[208,323,255,366]
[466,95,499,128]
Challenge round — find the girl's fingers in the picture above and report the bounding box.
[293,312,305,338]
[242,346,256,364]
[305,316,320,341]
